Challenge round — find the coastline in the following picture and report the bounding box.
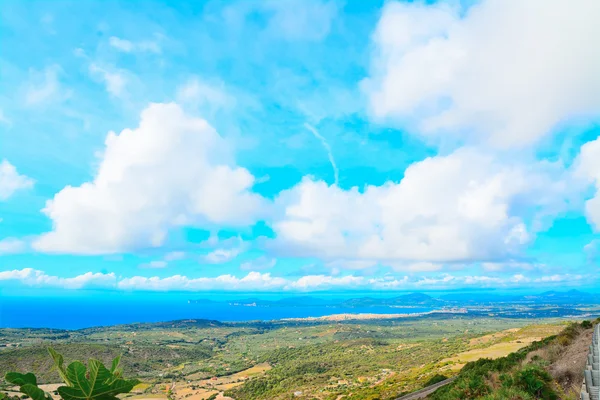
[281,308,468,322]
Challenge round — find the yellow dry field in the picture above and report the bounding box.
[441,324,565,372]
[166,331,192,340]
[132,383,152,392]
[233,362,271,378]
[469,328,520,346]
[451,338,540,363]
[169,363,272,400]
[172,387,218,400]
[316,328,339,337]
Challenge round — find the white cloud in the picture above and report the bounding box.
[109,36,161,53]
[240,256,277,271]
[482,261,538,272]
[118,271,288,291]
[325,259,378,271]
[0,268,116,289]
[164,251,186,261]
[23,65,69,106]
[177,78,235,109]
[201,235,249,264]
[584,240,600,264]
[289,274,365,290]
[272,149,571,263]
[34,103,266,254]
[204,248,242,264]
[220,0,337,42]
[390,262,443,273]
[0,237,27,254]
[0,268,587,292]
[0,109,11,126]
[575,137,600,230]
[89,64,127,97]
[363,0,600,148]
[0,160,34,200]
[109,37,134,52]
[140,260,168,269]
[256,0,338,42]
[534,274,584,283]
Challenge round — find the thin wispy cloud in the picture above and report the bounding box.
[304,123,339,185]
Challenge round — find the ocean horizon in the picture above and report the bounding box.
[0,295,434,330]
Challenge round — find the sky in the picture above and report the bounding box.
[1,0,600,296]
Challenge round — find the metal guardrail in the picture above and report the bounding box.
[582,324,600,400]
[395,377,456,400]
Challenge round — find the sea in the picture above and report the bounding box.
[0,293,434,330]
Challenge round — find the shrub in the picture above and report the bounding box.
[514,366,557,400]
[581,320,593,329]
[424,374,448,387]
[480,387,533,400]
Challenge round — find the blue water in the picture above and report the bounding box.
[0,294,433,330]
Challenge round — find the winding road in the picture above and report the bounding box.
[394,377,456,400]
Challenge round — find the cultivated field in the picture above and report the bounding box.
[0,315,571,399]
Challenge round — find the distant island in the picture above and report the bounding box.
[189,289,600,309]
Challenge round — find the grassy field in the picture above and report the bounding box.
[0,316,569,400]
[430,320,598,399]
[440,324,565,371]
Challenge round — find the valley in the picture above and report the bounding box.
[0,313,574,400]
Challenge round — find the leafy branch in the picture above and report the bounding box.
[4,348,139,400]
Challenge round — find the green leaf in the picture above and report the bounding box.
[5,372,37,386]
[4,372,51,400]
[57,386,88,400]
[20,384,52,400]
[48,347,71,386]
[109,356,120,374]
[65,362,91,397]
[57,357,139,400]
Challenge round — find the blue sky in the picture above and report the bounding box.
[1,0,599,295]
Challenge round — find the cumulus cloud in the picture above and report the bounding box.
[34,103,266,254]
[0,268,116,289]
[363,0,600,147]
[0,237,27,254]
[575,137,600,230]
[118,271,289,291]
[272,149,571,263]
[0,160,34,200]
[0,268,587,291]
